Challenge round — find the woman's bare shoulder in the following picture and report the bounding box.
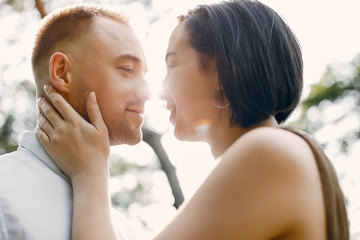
[219,126,321,206]
[210,126,324,237]
[222,126,315,168]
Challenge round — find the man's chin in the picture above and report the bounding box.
[109,132,142,146]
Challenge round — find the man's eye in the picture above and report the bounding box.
[122,68,134,74]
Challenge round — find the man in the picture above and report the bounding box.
[0,3,149,239]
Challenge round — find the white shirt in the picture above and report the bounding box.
[0,131,137,240]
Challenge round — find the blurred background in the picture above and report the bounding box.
[1,0,359,238]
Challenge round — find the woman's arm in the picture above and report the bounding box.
[71,172,117,240]
[153,132,287,239]
[154,127,319,239]
[36,85,118,240]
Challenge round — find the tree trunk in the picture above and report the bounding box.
[34,0,46,18]
[142,127,184,209]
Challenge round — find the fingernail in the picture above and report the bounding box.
[89,92,97,103]
[43,85,51,94]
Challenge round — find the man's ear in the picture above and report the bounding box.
[49,52,71,93]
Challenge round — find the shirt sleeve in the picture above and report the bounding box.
[0,205,9,240]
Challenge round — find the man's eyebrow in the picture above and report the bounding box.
[115,54,141,63]
[165,52,176,62]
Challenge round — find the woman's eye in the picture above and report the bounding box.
[167,64,175,69]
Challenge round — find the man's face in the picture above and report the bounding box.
[68,17,149,146]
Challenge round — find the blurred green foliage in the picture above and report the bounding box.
[296,53,360,153]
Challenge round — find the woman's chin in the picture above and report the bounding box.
[173,126,188,141]
[173,127,204,142]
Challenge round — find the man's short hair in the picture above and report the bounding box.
[31,3,129,85]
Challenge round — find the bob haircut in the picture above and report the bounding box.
[179,0,303,128]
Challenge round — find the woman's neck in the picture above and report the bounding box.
[208,116,278,159]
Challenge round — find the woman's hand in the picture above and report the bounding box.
[36,85,118,240]
[36,85,110,181]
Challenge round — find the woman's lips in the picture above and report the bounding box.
[166,104,176,123]
[166,104,175,113]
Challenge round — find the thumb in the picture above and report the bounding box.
[86,92,107,132]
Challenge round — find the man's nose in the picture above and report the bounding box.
[135,79,151,102]
[158,79,168,101]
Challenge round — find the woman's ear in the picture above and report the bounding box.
[49,52,71,93]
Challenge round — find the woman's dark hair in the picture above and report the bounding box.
[179,0,303,128]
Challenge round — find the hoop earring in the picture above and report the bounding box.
[211,89,229,109]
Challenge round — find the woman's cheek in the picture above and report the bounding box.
[167,74,181,98]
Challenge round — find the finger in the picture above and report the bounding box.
[86,92,107,132]
[38,97,64,127]
[43,85,82,121]
[35,123,50,147]
[37,111,55,136]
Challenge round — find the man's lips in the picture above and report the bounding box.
[126,107,144,115]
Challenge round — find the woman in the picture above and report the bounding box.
[36,0,349,239]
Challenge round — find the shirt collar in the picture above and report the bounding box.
[18,131,71,184]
